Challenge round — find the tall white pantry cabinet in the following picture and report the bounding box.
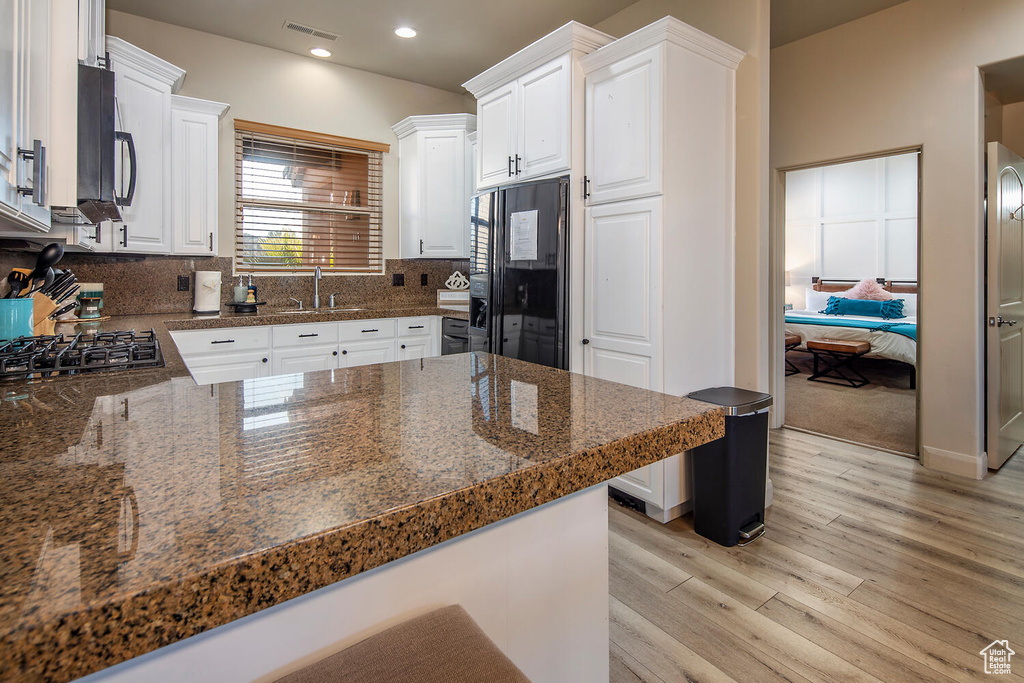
[580,18,744,522]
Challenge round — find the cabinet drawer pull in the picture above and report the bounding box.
[401,344,407,349]
[342,350,348,355]
[515,154,521,175]
[210,339,235,344]
[408,325,424,329]
[333,351,338,356]
[298,333,319,338]
[262,357,268,363]
[508,155,514,177]
[361,329,378,333]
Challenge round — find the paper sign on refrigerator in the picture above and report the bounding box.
[510,210,538,261]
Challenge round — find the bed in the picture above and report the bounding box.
[785,279,918,367]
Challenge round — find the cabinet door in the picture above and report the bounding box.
[14,0,50,229]
[0,0,18,217]
[397,338,431,360]
[170,103,218,255]
[585,45,662,205]
[188,352,271,386]
[341,339,396,368]
[476,82,516,191]
[582,198,662,388]
[517,54,570,181]
[111,58,171,253]
[272,344,340,376]
[419,130,467,258]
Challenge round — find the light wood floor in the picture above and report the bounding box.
[609,428,1024,683]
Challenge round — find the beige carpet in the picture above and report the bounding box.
[783,352,917,455]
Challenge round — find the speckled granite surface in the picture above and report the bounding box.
[0,315,723,682]
[164,305,468,330]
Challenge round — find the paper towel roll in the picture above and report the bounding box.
[193,271,222,314]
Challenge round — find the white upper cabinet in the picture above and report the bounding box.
[517,54,571,181]
[0,0,51,232]
[584,45,662,205]
[107,36,184,254]
[476,83,517,190]
[393,113,475,259]
[170,95,229,255]
[463,22,613,191]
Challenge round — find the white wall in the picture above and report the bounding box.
[785,153,918,310]
[1003,101,1024,159]
[771,0,1024,478]
[105,10,472,262]
[595,0,771,394]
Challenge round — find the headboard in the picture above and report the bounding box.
[811,277,918,294]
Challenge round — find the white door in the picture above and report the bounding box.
[419,130,467,257]
[171,101,218,255]
[986,142,1024,469]
[14,0,50,229]
[476,82,516,191]
[0,0,18,216]
[273,345,340,376]
[111,58,171,253]
[398,338,431,360]
[584,45,662,205]
[188,352,270,385]
[517,54,570,181]
[342,339,397,368]
[584,198,663,504]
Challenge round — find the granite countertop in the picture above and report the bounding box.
[0,314,723,682]
[163,305,469,331]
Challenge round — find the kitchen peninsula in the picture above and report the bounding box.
[0,315,724,682]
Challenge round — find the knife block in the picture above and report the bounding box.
[32,293,57,336]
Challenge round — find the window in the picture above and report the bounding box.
[234,120,388,273]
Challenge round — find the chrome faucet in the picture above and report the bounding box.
[313,266,322,309]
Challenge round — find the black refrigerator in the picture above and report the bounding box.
[468,176,569,370]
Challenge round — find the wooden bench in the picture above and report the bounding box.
[275,605,530,683]
[784,334,802,376]
[805,339,871,388]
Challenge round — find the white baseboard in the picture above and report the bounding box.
[765,478,774,508]
[921,445,985,480]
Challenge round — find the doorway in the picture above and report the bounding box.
[777,151,921,456]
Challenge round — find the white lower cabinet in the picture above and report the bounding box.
[187,351,271,385]
[172,317,443,385]
[341,339,397,368]
[272,345,340,375]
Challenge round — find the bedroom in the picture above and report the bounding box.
[783,151,919,455]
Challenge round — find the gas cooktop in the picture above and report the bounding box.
[0,330,164,381]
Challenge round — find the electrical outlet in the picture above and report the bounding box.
[420,273,428,286]
[177,275,190,292]
[392,273,405,286]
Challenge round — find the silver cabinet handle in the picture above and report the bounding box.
[210,339,235,344]
[298,333,319,338]
[361,328,378,333]
[17,140,45,206]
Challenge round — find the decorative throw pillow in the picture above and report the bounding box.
[846,278,893,301]
[822,296,906,319]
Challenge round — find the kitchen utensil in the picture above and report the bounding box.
[43,271,73,297]
[56,285,79,305]
[31,243,64,280]
[6,269,32,298]
[49,302,77,319]
[0,298,33,341]
[23,267,54,297]
[48,275,78,302]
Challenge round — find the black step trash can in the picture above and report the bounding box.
[686,387,773,547]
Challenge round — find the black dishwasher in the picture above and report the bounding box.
[441,318,469,355]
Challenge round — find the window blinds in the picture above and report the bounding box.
[234,120,387,273]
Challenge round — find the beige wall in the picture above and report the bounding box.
[596,0,772,394]
[105,10,472,262]
[772,0,1024,477]
[1003,101,1024,158]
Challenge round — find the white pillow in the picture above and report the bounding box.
[893,293,917,317]
[805,287,838,312]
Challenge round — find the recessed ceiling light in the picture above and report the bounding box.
[309,47,332,58]
[394,26,417,38]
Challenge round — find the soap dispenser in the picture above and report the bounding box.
[234,275,248,303]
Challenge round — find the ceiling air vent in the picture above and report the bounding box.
[283,20,339,42]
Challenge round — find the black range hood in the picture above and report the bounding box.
[77,64,128,224]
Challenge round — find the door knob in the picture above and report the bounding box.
[992,316,1019,327]
[581,338,590,345]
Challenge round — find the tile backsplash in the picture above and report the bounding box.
[1,250,457,316]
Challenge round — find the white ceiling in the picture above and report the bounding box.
[104,0,639,93]
[984,56,1024,105]
[770,0,910,48]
